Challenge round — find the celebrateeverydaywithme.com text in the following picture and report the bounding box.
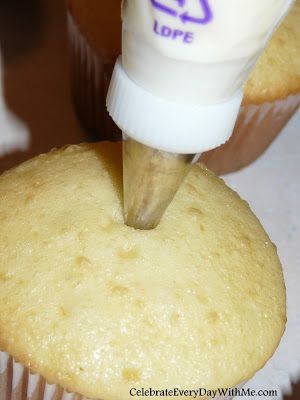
[129,387,279,398]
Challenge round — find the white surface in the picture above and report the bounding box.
[0,111,30,157]
[0,48,29,157]
[223,109,300,399]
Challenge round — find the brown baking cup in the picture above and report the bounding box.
[1,350,244,400]
[201,93,300,175]
[67,12,121,141]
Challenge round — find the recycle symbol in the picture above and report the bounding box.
[151,0,213,24]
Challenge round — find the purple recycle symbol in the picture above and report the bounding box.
[151,0,213,24]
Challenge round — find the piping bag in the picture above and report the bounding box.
[107,0,293,230]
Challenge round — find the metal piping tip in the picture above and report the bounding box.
[123,136,199,230]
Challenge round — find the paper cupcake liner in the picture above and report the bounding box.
[201,92,300,175]
[1,350,244,400]
[67,12,121,141]
[0,351,89,400]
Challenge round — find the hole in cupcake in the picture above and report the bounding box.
[134,300,145,309]
[0,212,6,222]
[24,193,34,205]
[211,338,220,347]
[186,182,201,196]
[188,207,203,218]
[31,180,45,189]
[0,272,11,281]
[143,317,155,329]
[170,313,180,325]
[207,311,220,324]
[75,256,92,268]
[111,285,130,294]
[118,246,139,260]
[101,219,115,232]
[247,287,259,299]
[60,306,70,317]
[196,293,208,304]
[199,224,205,232]
[122,368,141,383]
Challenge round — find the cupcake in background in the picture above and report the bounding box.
[201,0,300,175]
[67,0,121,141]
[67,0,299,164]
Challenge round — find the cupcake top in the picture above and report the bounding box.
[244,0,300,104]
[0,143,286,400]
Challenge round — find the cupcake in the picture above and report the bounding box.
[0,143,286,399]
[67,0,122,141]
[201,0,300,175]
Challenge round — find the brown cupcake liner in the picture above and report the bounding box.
[67,12,121,141]
[201,93,300,175]
[1,350,243,400]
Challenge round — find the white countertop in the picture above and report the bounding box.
[224,109,300,399]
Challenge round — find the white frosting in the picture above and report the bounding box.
[122,0,293,104]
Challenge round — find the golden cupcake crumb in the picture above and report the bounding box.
[0,143,286,400]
